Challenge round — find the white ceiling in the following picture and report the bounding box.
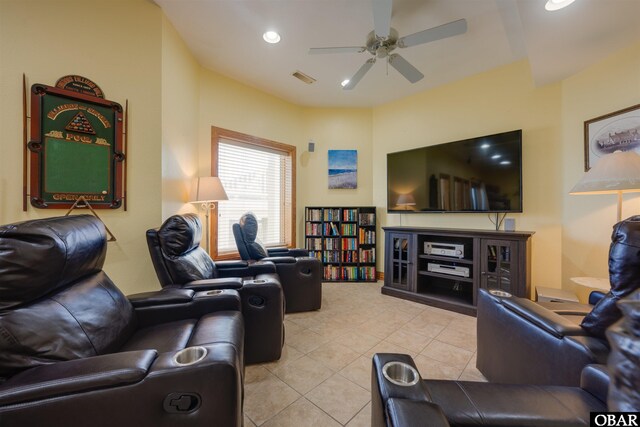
[154,0,640,108]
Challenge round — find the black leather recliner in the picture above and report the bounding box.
[477,216,640,387]
[372,288,640,426]
[146,213,284,364]
[0,215,245,427]
[233,212,322,313]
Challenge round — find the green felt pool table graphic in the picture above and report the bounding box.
[29,84,124,209]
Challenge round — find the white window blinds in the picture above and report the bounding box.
[217,138,293,254]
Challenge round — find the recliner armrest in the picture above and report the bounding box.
[262,256,296,264]
[133,290,241,328]
[580,364,609,403]
[184,277,243,291]
[128,288,195,308]
[216,260,277,277]
[216,260,249,269]
[0,350,157,405]
[500,296,588,338]
[267,247,309,257]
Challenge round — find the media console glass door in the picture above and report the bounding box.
[386,232,414,291]
[480,239,518,294]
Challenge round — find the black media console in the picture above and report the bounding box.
[383,226,534,316]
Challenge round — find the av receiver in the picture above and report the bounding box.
[427,263,470,278]
[424,242,464,258]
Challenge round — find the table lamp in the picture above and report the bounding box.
[570,150,640,222]
[190,176,228,253]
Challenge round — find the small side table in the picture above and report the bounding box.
[535,286,579,303]
[570,277,610,292]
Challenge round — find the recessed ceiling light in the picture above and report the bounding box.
[545,0,576,11]
[341,79,350,87]
[263,31,281,44]
[492,154,502,159]
[500,160,511,165]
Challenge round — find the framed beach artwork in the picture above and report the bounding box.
[584,103,640,170]
[328,150,357,189]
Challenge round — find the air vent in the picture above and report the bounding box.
[292,70,316,84]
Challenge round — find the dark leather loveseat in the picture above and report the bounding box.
[477,216,640,387]
[0,215,245,426]
[233,212,322,313]
[147,213,284,364]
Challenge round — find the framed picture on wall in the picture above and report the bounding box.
[328,149,357,189]
[584,103,640,170]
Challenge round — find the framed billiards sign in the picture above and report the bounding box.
[28,83,125,209]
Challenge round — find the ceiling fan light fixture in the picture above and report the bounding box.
[262,31,281,44]
[544,0,576,11]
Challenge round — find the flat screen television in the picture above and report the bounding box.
[387,130,522,213]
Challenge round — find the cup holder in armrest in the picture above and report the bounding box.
[489,289,512,298]
[206,290,223,296]
[382,361,420,387]
[174,346,208,366]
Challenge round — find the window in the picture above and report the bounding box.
[211,127,296,258]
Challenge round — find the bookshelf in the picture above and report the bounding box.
[305,206,377,282]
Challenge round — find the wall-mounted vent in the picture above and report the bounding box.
[292,70,316,84]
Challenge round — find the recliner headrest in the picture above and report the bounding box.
[0,215,107,311]
[157,213,201,256]
[239,212,258,243]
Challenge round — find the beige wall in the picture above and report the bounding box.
[372,61,563,297]
[561,42,640,301]
[298,108,374,239]
[0,0,163,295]
[161,16,200,219]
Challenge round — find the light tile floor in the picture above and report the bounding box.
[243,281,486,426]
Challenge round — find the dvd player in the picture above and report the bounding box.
[424,242,464,258]
[427,263,470,278]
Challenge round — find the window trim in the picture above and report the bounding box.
[210,126,296,260]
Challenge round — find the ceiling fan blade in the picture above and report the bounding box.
[343,58,376,90]
[397,19,467,48]
[308,47,366,55]
[388,54,424,83]
[372,0,392,38]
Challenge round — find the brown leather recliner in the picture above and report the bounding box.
[477,216,640,387]
[0,215,245,427]
[146,213,284,364]
[233,212,322,313]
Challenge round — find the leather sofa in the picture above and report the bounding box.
[372,288,640,426]
[233,212,322,313]
[477,216,640,386]
[0,215,245,427]
[147,213,284,364]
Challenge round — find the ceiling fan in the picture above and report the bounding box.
[309,0,467,90]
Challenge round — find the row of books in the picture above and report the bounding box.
[358,213,375,226]
[359,248,375,263]
[305,208,376,226]
[323,266,377,281]
[359,229,375,244]
[342,209,358,222]
[340,223,357,236]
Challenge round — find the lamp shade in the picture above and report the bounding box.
[397,193,416,206]
[570,151,640,195]
[190,176,229,203]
